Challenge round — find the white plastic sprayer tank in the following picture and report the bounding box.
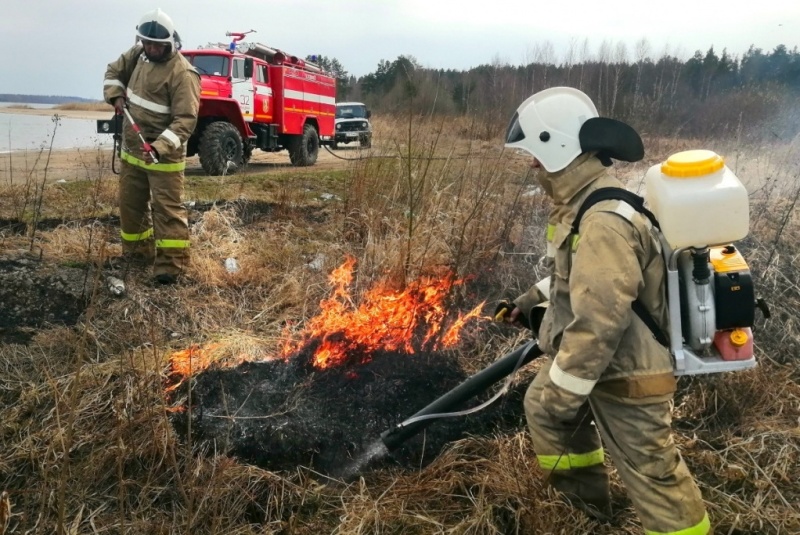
[644,150,749,249]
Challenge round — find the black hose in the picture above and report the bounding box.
[380,341,543,451]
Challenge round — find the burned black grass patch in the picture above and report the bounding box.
[170,346,527,477]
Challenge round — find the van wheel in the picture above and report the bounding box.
[289,124,319,166]
[199,122,243,175]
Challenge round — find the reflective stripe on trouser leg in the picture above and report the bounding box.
[525,358,610,508]
[525,358,606,471]
[149,166,190,277]
[589,395,710,534]
[526,358,606,470]
[119,162,155,256]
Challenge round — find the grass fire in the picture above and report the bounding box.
[0,106,798,533]
[165,257,508,476]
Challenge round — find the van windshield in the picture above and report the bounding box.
[336,105,367,119]
[184,53,230,77]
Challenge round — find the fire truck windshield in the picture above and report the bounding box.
[335,105,367,119]
[184,54,230,77]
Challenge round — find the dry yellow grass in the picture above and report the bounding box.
[0,115,798,534]
[54,101,112,112]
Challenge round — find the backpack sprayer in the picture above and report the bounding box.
[379,149,769,454]
[642,149,769,375]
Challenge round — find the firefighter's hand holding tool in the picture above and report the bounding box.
[121,104,159,164]
[494,300,546,333]
[113,97,126,115]
[143,146,160,165]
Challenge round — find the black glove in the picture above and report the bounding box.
[527,304,546,333]
[494,300,528,327]
[494,300,546,333]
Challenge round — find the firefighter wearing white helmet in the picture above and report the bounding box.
[499,87,711,534]
[103,9,200,284]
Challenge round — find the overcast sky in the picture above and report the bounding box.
[2,0,798,100]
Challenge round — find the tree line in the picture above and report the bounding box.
[312,40,800,141]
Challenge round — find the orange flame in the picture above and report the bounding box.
[279,257,485,368]
[166,258,487,385]
[165,342,223,392]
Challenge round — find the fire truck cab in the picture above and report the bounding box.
[180,32,336,175]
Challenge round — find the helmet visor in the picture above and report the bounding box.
[138,21,171,40]
[505,112,525,145]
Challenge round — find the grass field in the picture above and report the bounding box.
[0,115,798,534]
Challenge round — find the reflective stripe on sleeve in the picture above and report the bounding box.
[161,129,181,149]
[535,277,551,301]
[120,228,154,242]
[549,359,597,396]
[126,88,171,115]
[614,202,662,253]
[156,239,190,249]
[614,202,636,222]
[644,512,711,535]
[537,448,604,470]
[104,79,125,89]
[121,150,186,172]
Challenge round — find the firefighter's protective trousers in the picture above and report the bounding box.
[526,360,710,534]
[118,159,189,277]
[103,43,200,277]
[521,153,710,534]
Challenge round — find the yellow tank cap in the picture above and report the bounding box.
[729,328,748,347]
[661,149,725,178]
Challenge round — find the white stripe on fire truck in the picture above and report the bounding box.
[126,88,171,115]
[283,89,336,106]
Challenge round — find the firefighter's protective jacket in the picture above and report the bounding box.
[521,153,676,421]
[103,44,200,169]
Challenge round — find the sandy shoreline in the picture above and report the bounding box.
[0,106,112,121]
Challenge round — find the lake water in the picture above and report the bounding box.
[0,102,113,153]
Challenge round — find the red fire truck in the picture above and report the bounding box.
[180,32,336,175]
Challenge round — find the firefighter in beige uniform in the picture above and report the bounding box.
[103,9,200,284]
[502,88,711,534]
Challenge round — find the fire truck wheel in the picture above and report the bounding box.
[198,121,244,176]
[289,124,319,166]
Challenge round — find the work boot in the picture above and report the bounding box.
[154,273,178,285]
[105,251,154,272]
[560,491,613,522]
[549,468,612,522]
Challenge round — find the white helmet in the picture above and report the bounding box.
[505,87,599,172]
[136,8,176,46]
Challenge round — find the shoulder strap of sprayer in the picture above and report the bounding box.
[572,187,669,347]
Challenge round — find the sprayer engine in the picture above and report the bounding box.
[667,239,773,375]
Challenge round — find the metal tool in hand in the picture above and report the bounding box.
[122,104,159,163]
